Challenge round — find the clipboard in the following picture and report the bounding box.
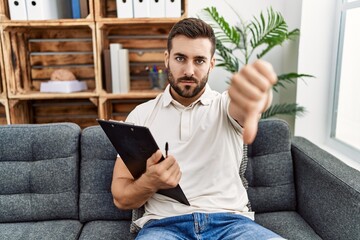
[97,119,190,206]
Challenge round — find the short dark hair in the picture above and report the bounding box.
[167,18,216,57]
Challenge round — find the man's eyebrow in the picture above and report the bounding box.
[194,56,208,60]
[173,53,187,57]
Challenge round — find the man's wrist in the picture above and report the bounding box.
[261,89,273,113]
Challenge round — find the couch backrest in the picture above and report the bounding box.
[79,125,132,222]
[245,119,296,213]
[0,123,80,222]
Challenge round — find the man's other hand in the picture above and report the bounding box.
[228,60,277,144]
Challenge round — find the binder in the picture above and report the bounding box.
[116,0,134,18]
[8,0,28,20]
[150,0,165,18]
[165,0,181,18]
[110,43,122,93]
[133,0,149,18]
[118,48,130,93]
[71,0,81,19]
[26,0,72,20]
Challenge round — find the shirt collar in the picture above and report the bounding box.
[162,84,213,107]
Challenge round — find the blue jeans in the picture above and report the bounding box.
[136,212,285,240]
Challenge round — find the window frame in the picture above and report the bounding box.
[328,0,360,159]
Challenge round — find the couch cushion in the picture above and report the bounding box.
[292,137,360,240]
[79,221,136,240]
[245,119,296,213]
[79,126,132,222]
[255,211,321,240]
[0,220,82,240]
[0,123,80,222]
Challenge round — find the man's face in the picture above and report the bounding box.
[165,35,215,103]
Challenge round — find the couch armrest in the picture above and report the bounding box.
[291,137,360,240]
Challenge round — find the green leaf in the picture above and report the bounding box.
[273,73,315,92]
[249,7,289,59]
[203,7,241,47]
[261,103,306,119]
[215,40,240,73]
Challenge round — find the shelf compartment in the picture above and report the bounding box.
[0,98,10,124]
[97,22,174,93]
[0,0,94,22]
[2,24,98,97]
[95,0,187,20]
[99,97,155,121]
[9,98,99,128]
[0,31,6,98]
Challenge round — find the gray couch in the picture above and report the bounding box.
[0,120,359,240]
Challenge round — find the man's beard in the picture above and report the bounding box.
[167,66,210,98]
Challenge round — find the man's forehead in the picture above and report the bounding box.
[170,36,212,57]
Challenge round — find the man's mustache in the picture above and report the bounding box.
[177,76,197,82]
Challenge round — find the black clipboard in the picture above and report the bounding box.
[97,119,190,206]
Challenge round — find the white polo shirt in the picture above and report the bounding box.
[126,84,254,228]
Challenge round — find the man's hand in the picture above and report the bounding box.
[228,60,277,144]
[140,150,182,191]
[111,150,181,210]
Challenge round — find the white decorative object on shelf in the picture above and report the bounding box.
[40,80,87,93]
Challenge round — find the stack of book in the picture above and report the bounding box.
[103,43,130,94]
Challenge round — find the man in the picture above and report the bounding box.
[111,18,283,239]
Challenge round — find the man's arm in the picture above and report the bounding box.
[111,150,182,210]
[228,60,277,144]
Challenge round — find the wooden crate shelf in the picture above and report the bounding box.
[0,0,187,126]
[0,28,5,98]
[2,24,98,98]
[97,21,174,94]
[0,98,9,124]
[99,97,154,121]
[9,98,98,128]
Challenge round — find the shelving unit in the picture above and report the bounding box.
[0,0,187,128]
[0,34,9,124]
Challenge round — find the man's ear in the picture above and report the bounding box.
[210,56,216,71]
[164,50,169,68]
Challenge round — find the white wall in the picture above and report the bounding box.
[295,0,338,143]
[188,0,302,132]
[296,0,360,169]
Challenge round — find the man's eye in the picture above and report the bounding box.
[195,59,205,65]
[175,57,184,62]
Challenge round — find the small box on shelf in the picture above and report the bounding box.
[40,80,88,93]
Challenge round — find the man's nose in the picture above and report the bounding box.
[183,62,195,78]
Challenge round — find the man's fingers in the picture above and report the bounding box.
[147,150,163,166]
[243,113,259,144]
[253,60,277,85]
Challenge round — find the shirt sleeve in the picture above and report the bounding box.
[223,91,243,135]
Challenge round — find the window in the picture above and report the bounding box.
[332,0,360,151]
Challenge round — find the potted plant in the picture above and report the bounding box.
[201,6,313,119]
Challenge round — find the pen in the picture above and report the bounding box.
[165,142,168,158]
